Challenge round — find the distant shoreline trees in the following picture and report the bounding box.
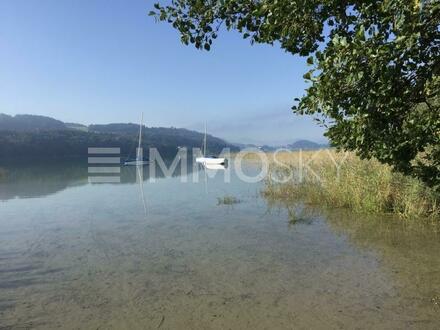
[0,114,236,159]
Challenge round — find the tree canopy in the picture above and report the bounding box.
[150,0,440,189]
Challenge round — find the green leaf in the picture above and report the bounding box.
[356,25,365,41]
[340,37,347,47]
[303,72,312,80]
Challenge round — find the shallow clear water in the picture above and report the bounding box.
[0,161,439,329]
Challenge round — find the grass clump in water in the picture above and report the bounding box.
[217,195,240,205]
[262,150,439,221]
[0,168,6,180]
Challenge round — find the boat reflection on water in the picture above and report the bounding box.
[203,163,227,170]
[0,157,231,202]
[199,161,228,194]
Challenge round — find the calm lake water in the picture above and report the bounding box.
[0,160,439,329]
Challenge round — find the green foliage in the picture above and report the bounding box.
[150,0,440,189]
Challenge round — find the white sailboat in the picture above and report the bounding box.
[124,113,150,166]
[195,123,225,165]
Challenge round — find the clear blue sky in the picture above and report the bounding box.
[0,0,325,145]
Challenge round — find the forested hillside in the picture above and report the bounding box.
[0,114,66,131]
[0,114,236,159]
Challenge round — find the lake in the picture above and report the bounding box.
[0,159,439,329]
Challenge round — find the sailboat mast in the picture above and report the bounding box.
[137,113,143,161]
[203,122,207,157]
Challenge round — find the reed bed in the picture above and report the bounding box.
[260,150,439,220]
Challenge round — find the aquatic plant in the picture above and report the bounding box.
[0,167,6,179]
[217,195,240,205]
[262,150,439,221]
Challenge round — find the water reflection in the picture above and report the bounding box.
[135,165,148,218]
[198,162,228,194]
[203,163,227,170]
[0,161,88,200]
[1,161,439,328]
[0,159,198,201]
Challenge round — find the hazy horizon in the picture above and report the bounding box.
[0,0,326,145]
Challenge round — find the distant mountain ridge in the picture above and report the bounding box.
[233,139,328,151]
[0,113,237,159]
[0,114,66,131]
[0,114,327,159]
[287,139,328,150]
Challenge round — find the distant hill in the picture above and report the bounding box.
[0,114,66,131]
[89,124,229,151]
[0,113,237,159]
[287,140,328,150]
[232,140,328,151]
[65,122,88,131]
[89,123,139,134]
